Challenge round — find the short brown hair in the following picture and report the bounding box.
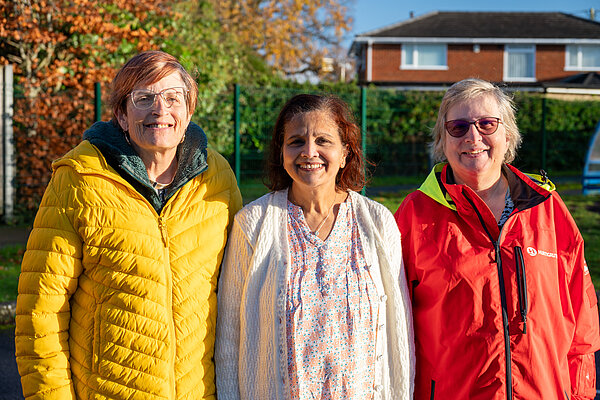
[265,94,366,192]
[430,78,521,163]
[109,50,198,121]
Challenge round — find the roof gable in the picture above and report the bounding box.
[357,11,600,39]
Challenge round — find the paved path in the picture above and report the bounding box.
[0,327,22,399]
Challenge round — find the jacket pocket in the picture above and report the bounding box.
[570,352,596,398]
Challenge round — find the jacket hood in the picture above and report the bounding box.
[55,120,209,212]
[418,162,555,211]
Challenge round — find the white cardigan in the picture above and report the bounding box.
[215,189,414,399]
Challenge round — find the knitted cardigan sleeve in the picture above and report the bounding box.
[215,215,254,399]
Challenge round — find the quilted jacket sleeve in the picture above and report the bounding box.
[215,217,252,400]
[15,168,83,400]
[568,238,600,400]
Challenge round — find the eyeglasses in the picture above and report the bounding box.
[444,117,502,138]
[129,87,188,110]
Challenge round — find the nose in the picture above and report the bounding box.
[464,123,483,141]
[301,139,319,158]
[151,94,169,114]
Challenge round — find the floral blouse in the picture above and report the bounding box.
[286,199,379,399]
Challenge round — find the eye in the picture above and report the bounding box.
[287,138,304,146]
[135,94,153,103]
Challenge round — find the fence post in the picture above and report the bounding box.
[360,86,367,195]
[541,95,547,172]
[0,65,15,222]
[95,82,101,122]
[234,84,241,184]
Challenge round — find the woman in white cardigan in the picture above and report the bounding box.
[215,94,414,400]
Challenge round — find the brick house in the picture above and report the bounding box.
[349,11,600,90]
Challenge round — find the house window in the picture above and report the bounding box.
[504,45,536,82]
[401,44,448,70]
[566,45,600,70]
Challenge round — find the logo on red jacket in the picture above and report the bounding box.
[527,246,557,258]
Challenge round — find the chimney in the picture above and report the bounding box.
[591,8,595,20]
[409,11,414,19]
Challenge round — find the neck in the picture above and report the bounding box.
[473,175,507,204]
[136,148,178,184]
[288,183,341,213]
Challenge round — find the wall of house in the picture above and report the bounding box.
[364,43,584,84]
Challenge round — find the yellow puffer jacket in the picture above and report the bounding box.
[16,126,241,399]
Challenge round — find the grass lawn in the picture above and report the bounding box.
[0,179,598,303]
[0,245,24,302]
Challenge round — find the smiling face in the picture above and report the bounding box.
[282,110,348,193]
[444,95,509,186]
[117,72,191,162]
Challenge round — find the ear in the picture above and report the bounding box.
[341,145,349,168]
[116,110,128,131]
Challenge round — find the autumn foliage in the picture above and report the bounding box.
[212,0,352,76]
[0,0,171,213]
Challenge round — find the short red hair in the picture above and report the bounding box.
[109,50,198,121]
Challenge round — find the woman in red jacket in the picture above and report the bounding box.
[395,78,600,399]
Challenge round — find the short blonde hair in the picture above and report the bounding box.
[430,78,521,163]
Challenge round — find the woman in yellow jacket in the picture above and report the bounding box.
[15,51,241,399]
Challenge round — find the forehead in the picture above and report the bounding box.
[284,110,339,136]
[133,71,185,92]
[446,94,500,120]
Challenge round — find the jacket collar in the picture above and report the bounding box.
[419,162,554,213]
[81,121,209,212]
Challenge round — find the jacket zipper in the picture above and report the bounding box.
[514,246,528,334]
[463,191,513,400]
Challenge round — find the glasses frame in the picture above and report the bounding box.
[129,87,189,110]
[444,117,502,138]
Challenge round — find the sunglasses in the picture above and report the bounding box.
[444,117,502,138]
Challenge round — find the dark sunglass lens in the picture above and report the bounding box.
[477,118,498,133]
[448,121,469,137]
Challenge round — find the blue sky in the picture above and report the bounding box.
[349,0,599,39]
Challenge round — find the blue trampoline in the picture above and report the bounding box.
[583,121,600,195]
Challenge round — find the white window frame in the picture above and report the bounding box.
[401,43,448,70]
[503,45,536,82]
[565,44,600,71]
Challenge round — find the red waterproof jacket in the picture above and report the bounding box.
[395,163,600,400]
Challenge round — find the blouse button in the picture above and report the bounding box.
[380,295,387,302]
[375,384,383,392]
